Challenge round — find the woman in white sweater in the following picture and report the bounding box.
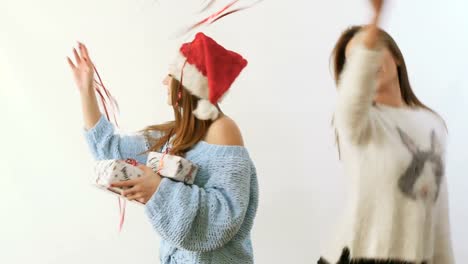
[318,1,455,263]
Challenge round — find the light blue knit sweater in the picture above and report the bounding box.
[84,115,259,264]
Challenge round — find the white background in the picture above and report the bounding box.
[0,0,466,263]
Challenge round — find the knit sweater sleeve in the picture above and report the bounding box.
[334,44,383,145]
[432,178,455,264]
[83,114,160,164]
[144,155,252,252]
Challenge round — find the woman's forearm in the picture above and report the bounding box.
[80,89,101,130]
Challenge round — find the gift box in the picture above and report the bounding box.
[146,152,198,185]
[94,153,198,194]
[94,158,143,195]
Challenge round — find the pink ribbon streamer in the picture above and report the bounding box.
[92,65,126,232]
[177,0,264,37]
[93,65,120,127]
[118,196,126,232]
[186,0,240,31]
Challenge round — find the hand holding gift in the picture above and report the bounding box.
[94,159,144,194]
[111,164,161,204]
[94,153,198,204]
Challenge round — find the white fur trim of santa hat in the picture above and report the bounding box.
[192,99,219,121]
[169,52,209,100]
[169,52,220,120]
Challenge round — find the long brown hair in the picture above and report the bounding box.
[331,26,444,158]
[142,77,214,156]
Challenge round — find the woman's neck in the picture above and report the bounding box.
[375,79,405,107]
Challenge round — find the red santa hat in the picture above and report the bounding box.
[169,32,248,120]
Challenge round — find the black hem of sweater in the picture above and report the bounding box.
[317,248,428,264]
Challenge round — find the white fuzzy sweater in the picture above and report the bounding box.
[324,45,455,264]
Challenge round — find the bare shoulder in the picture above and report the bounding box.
[205,115,244,146]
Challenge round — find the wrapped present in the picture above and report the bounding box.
[146,152,198,185]
[94,158,143,195]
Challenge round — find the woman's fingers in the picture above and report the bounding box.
[77,43,87,62]
[121,185,141,196]
[79,42,91,62]
[67,57,76,70]
[373,0,383,12]
[77,44,87,63]
[371,0,384,24]
[112,179,140,188]
[126,193,144,201]
[73,48,81,64]
[363,0,384,49]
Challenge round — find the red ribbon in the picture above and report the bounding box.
[125,158,138,167]
[175,60,188,107]
[92,65,126,232]
[178,0,264,36]
[93,65,120,127]
[118,197,126,232]
[186,0,240,31]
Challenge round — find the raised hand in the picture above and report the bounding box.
[67,42,101,129]
[67,42,95,94]
[363,0,384,49]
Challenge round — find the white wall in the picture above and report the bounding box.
[0,0,466,263]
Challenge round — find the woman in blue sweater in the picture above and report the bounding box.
[67,32,259,264]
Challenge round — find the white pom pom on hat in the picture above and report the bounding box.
[192,99,219,120]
